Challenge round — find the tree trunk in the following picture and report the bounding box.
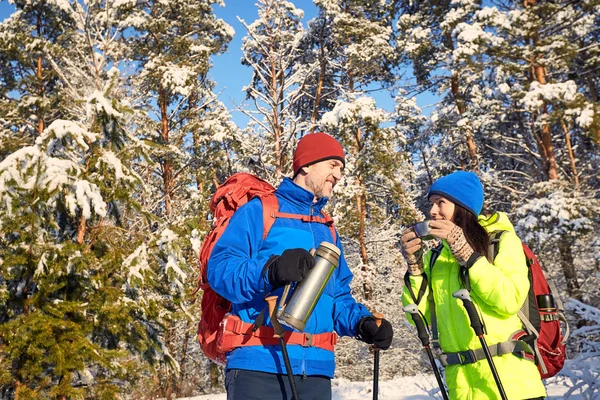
[525,0,559,180]
[164,322,174,399]
[210,362,220,388]
[310,20,327,132]
[561,119,579,190]
[421,150,433,186]
[159,88,172,217]
[444,33,479,171]
[176,326,191,396]
[347,48,372,300]
[586,77,599,145]
[76,215,86,245]
[558,239,580,300]
[189,92,205,193]
[266,8,283,178]
[36,14,44,135]
[358,190,372,301]
[36,56,44,135]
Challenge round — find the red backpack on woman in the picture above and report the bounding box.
[490,232,569,378]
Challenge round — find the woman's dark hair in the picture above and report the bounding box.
[452,205,491,261]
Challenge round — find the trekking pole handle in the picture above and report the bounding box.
[265,295,285,338]
[403,304,430,347]
[372,312,384,351]
[452,289,484,336]
[373,312,383,327]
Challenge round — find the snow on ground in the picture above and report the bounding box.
[177,374,584,399]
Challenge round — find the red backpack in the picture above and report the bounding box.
[490,231,570,379]
[196,172,336,365]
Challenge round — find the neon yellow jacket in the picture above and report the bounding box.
[402,212,547,400]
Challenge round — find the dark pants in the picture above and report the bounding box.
[225,369,332,400]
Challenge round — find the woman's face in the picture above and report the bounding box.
[429,194,456,222]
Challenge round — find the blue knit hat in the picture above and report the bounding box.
[428,171,484,216]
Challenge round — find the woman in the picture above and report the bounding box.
[401,171,546,400]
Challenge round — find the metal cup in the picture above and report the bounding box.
[413,220,435,240]
[277,242,340,331]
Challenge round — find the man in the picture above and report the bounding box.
[208,132,393,399]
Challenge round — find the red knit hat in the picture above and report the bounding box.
[293,132,345,176]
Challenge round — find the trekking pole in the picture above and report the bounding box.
[266,296,299,400]
[404,304,449,400]
[372,312,383,400]
[452,289,508,400]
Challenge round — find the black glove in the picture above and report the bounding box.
[356,316,393,350]
[268,248,314,288]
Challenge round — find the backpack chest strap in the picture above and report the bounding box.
[269,210,337,242]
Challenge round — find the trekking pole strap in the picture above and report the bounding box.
[428,244,443,348]
[439,340,535,366]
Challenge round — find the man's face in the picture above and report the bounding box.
[304,159,344,199]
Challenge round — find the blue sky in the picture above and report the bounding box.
[0,1,435,128]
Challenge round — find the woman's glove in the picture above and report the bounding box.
[429,220,474,265]
[400,229,424,275]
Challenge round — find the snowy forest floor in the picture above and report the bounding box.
[176,374,582,399]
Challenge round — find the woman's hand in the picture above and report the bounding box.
[428,219,457,239]
[429,220,474,265]
[400,229,424,275]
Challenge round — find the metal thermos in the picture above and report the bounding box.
[278,242,341,331]
[537,294,557,312]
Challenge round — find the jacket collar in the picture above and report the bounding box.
[276,177,328,214]
[478,211,516,233]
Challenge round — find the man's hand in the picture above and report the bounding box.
[268,248,314,288]
[356,316,393,350]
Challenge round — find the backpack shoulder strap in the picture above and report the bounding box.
[428,244,444,348]
[489,230,507,260]
[260,193,279,240]
[320,210,337,242]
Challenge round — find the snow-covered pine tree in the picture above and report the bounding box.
[120,0,235,395]
[396,0,481,172]
[311,0,404,299]
[238,0,312,180]
[0,0,77,158]
[458,0,600,298]
[305,0,424,379]
[0,2,160,396]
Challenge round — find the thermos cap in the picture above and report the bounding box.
[318,241,341,257]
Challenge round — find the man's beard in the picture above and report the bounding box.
[306,176,328,199]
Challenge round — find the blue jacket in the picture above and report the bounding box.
[208,177,371,378]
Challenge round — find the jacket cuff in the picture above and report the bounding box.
[261,255,279,293]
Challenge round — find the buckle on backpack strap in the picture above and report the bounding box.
[222,315,249,335]
[440,349,478,366]
[301,333,313,347]
[458,349,477,364]
[541,313,558,322]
